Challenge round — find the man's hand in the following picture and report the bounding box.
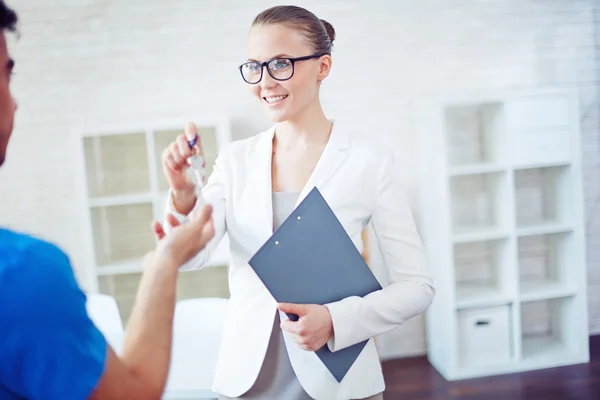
[278,303,334,352]
[148,204,215,269]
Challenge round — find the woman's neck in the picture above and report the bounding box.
[275,100,332,146]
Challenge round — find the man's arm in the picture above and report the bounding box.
[89,348,153,399]
[90,207,215,399]
[89,251,179,399]
[0,207,214,400]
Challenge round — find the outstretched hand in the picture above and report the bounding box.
[277,303,334,352]
[152,213,183,242]
[149,204,215,269]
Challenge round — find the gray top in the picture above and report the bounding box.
[272,191,300,232]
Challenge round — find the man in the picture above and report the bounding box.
[0,2,215,399]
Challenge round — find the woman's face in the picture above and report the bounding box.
[244,23,331,123]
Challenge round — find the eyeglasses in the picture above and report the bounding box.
[238,53,327,84]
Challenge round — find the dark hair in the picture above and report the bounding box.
[252,5,335,55]
[0,1,17,33]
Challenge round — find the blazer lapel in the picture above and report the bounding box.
[246,127,276,240]
[244,122,351,240]
[296,121,350,206]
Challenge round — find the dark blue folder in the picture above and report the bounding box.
[248,187,383,382]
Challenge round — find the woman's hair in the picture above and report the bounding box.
[252,5,335,55]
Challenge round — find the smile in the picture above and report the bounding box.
[263,95,288,104]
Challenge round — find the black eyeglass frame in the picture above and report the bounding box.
[238,53,328,84]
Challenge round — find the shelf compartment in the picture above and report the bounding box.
[450,172,510,235]
[457,304,513,368]
[514,165,572,230]
[175,268,230,301]
[518,232,575,301]
[153,126,220,192]
[444,102,505,168]
[90,203,156,268]
[83,133,151,198]
[454,239,512,308]
[97,272,142,326]
[506,94,572,167]
[520,297,580,362]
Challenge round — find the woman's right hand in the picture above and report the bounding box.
[162,122,204,214]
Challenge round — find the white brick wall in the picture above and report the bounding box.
[1,0,599,358]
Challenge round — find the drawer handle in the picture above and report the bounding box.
[475,319,490,326]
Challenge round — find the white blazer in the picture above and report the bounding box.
[165,121,435,400]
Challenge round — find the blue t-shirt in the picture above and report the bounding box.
[0,228,107,399]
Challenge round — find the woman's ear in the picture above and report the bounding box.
[317,55,332,82]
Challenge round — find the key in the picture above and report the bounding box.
[185,130,206,205]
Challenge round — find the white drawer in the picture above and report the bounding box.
[457,305,512,367]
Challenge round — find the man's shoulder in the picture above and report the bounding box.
[0,231,107,400]
[0,228,70,271]
[0,228,74,303]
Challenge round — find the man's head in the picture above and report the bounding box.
[0,1,17,168]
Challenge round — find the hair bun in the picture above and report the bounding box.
[320,19,336,42]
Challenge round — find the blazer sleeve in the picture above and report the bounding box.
[324,150,435,353]
[163,150,227,272]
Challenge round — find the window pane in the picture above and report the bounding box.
[98,272,141,325]
[90,203,155,267]
[98,267,229,326]
[83,133,150,198]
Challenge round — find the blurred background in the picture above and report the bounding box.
[0,0,598,397]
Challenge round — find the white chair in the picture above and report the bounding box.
[86,293,125,354]
[163,297,229,400]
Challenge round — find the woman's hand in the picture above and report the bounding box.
[161,122,205,214]
[278,303,334,352]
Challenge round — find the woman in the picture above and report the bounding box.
[160,5,435,400]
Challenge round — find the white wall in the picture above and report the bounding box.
[1,0,599,358]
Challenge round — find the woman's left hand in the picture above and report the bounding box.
[277,303,333,351]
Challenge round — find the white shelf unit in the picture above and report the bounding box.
[76,119,232,324]
[415,88,589,380]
